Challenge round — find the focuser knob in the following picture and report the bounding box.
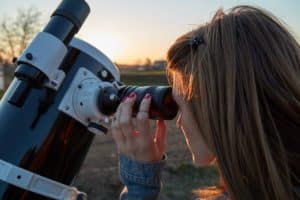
[97,85,120,116]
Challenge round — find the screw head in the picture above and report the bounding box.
[51,81,57,87]
[25,53,33,60]
[101,70,108,78]
[109,94,117,101]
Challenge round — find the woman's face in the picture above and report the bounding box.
[172,89,215,166]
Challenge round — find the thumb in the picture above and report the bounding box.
[154,119,167,153]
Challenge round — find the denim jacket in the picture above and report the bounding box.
[118,154,165,200]
[118,154,235,200]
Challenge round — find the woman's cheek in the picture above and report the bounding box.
[181,122,216,167]
[193,150,216,166]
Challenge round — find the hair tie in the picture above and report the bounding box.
[190,35,205,51]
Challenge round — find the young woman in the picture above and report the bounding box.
[111,5,300,200]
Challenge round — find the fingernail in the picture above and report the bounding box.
[129,92,136,99]
[144,93,151,99]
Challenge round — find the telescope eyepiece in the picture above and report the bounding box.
[97,85,178,120]
[52,0,90,32]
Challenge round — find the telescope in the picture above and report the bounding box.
[0,0,178,199]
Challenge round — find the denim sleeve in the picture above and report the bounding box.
[118,154,166,200]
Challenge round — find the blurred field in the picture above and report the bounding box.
[120,69,168,86]
[74,69,220,200]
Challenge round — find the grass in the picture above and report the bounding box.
[162,164,219,199]
[120,69,168,86]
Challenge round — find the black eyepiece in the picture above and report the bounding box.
[52,0,90,31]
[97,85,178,120]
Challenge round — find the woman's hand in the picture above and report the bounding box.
[111,92,166,162]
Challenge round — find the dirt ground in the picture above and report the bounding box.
[75,120,219,200]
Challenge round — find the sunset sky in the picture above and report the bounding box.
[0,0,299,64]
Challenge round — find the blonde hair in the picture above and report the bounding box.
[167,6,300,200]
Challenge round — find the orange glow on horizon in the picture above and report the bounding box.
[79,32,165,65]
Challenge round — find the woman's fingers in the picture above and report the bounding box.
[135,93,151,138]
[111,92,166,162]
[119,93,136,141]
[111,102,125,151]
[154,119,167,153]
[111,120,125,142]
